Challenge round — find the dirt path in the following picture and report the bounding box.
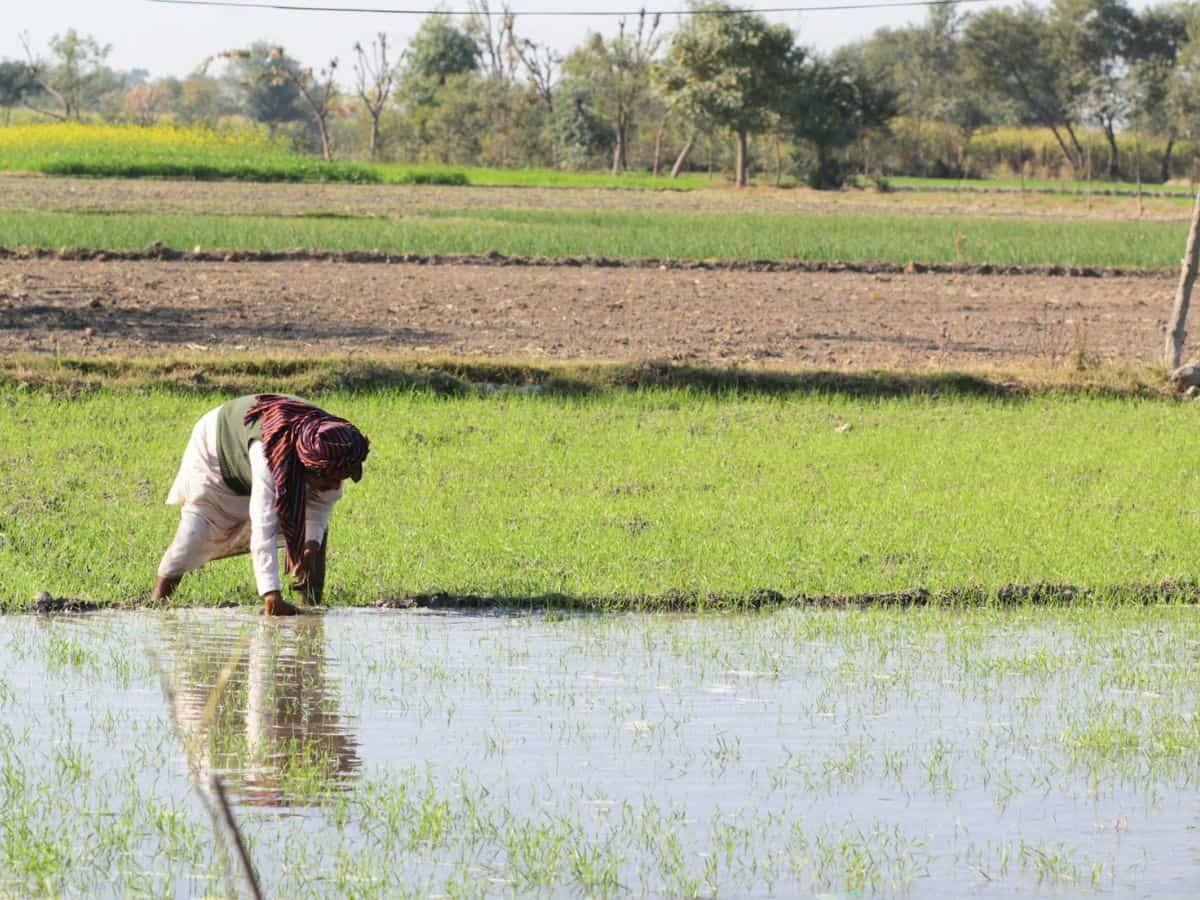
[0,257,1174,367]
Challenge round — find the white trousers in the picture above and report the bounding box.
[156,409,279,579]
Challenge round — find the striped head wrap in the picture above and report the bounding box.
[244,394,370,565]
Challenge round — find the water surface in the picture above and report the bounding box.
[2,606,1197,897]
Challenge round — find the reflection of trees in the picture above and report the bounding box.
[164,617,359,808]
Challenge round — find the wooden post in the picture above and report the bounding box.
[1134,130,1143,219]
[1165,188,1200,369]
[1086,143,1093,211]
[1019,137,1026,210]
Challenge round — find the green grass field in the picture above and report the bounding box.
[2,387,1197,611]
[3,205,1186,267]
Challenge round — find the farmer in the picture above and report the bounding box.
[151,394,370,615]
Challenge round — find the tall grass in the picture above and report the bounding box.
[884,118,1195,184]
[2,204,1186,267]
[2,389,1197,609]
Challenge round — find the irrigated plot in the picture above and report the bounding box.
[2,607,1197,897]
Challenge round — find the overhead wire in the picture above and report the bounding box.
[146,0,1006,16]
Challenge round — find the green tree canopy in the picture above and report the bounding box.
[963,4,1087,173]
[780,53,897,188]
[222,43,307,136]
[1048,0,1138,177]
[658,2,794,186]
[405,16,479,85]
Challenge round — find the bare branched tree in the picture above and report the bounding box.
[610,11,662,174]
[465,0,518,81]
[20,30,113,121]
[509,29,560,108]
[353,33,397,159]
[274,53,340,162]
[210,47,339,159]
[20,32,68,121]
[564,11,662,175]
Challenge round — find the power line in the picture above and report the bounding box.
[146,0,1005,16]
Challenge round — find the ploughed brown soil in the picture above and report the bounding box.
[0,254,1175,366]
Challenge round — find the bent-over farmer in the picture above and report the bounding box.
[152,394,370,615]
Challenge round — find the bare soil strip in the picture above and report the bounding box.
[0,256,1173,368]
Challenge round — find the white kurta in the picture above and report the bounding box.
[157,407,341,594]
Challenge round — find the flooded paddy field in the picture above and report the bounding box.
[2,605,1197,897]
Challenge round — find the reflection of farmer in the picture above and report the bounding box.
[241,619,361,805]
[152,395,370,615]
[166,617,361,807]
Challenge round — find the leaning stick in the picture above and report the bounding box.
[1165,188,1200,369]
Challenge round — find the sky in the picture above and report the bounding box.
[5,0,1009,83]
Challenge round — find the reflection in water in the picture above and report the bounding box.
[162,615,360,808]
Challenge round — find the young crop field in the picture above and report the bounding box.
[3,387,1199,611]
[3,205,1189,268]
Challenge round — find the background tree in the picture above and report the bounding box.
[353,33,397,160]
[276,54,340,161]
[561,12,662,175]
[1128,3,1189,182]
[122,80,175,126]
[1167,3,1200,184]
[175,72,232,128]
[850,5,991,177]
[510,33,560,108]
[781,51,897,188]
[1049,0,1137,178]
[405,16,479,86]
[551,81,612,169]
[21,29,115,120]
[465,0,517,81]
[0,60,36,125]
[398,17,481,161]
[963,5,1087,174]
[213,42,306,137]
[659,2,794,187]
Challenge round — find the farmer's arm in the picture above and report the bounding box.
[291,485,342,602]
[249,442,295,615]
[304,485,341,547]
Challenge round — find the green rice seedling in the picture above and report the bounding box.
[11,387,1200,610]
[1,203,1189,267]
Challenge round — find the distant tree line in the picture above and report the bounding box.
[5,0,1200,187]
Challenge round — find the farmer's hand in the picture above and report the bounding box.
[289,540,326,603]
[263,590,299,616]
